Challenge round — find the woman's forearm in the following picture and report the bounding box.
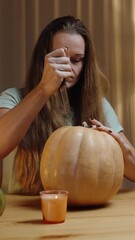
[118,132,135,181]
[0,84,50,160]
[102,130,135,182]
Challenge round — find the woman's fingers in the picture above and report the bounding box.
[49,62,71,71]
[88,118,114,134]
[89,118,103,127]
[55,69,73,79]
[46,47,68,59]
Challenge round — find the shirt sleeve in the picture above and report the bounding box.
[0,88,22,109]
[102,98,123,133]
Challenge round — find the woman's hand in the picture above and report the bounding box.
[40,47,74,97]
[88,118,135,182]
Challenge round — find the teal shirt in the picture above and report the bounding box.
[0,87,123,133]
[0,87,23,108]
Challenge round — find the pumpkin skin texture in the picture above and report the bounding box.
[40,126,124,206]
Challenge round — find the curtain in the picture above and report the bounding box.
[0,0,135,146]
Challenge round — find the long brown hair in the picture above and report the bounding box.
[14,16,108,194]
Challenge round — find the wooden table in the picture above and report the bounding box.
[1,190,135,240]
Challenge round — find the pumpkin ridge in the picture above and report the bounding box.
[71,127,90,204]
[64,127,87,204]
[98,134,124,202]
[105,143,124,201]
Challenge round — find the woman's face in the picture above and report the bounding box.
[52,32,85,88]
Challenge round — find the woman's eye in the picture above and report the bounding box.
[71,58,83,64]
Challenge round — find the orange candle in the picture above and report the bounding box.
[40,190,68,224]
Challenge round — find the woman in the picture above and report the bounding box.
[0,16,135,194]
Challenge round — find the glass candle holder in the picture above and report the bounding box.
[40,190,68,224]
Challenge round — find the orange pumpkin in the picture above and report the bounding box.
[40,126,124,206]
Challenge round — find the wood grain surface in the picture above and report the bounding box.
[1,189,135,240]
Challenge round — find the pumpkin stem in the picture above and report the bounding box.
[82,121,89,128]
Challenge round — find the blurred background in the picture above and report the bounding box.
[0,0,135,149]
